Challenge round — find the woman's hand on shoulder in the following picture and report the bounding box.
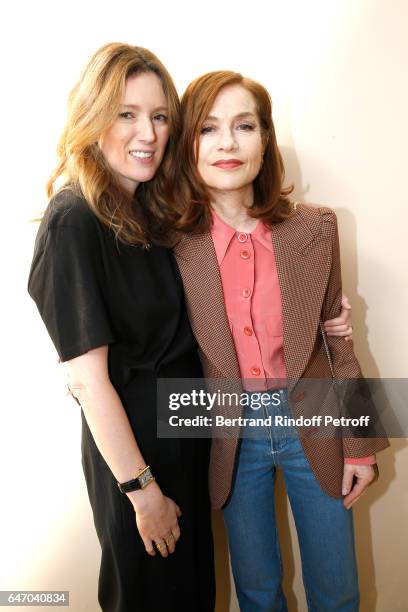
[323,294,353,341]
[129,483,182,558]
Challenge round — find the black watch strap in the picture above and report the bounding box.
[117,466,155,494]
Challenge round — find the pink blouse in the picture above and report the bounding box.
[210,209,375,466]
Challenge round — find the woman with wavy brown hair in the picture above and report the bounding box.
[28,43,215,612]
[172,71,388,611]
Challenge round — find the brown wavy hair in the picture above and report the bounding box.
[172,71,294,233]
[46,42,180,247]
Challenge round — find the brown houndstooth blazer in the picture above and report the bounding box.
[173,203,389,510]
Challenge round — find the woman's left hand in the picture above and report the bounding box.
[342,463,377,509]
[323,294,353,341]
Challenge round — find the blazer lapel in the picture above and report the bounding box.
[271,207,332,388]
[174,233,241,380]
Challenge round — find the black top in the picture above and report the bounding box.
[28,188,200,377]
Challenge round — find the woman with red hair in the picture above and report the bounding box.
[172,71,388,611]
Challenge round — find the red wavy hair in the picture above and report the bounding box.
[172,71,294,233]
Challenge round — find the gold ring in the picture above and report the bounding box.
[156,543,162,550]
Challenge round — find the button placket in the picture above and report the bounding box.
[239,234,254,302]
[233,232,266,387]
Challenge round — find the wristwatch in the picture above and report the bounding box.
[117,466,155,494]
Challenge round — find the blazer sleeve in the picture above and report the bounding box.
[319,207,390,458]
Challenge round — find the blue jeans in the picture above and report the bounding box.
[223,389,359,612]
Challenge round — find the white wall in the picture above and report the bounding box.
[1,1,407,610]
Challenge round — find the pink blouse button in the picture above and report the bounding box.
[238,232,248,243]
[242,288,252,298]
[244,326,253,336]
[240,250,251,260]
[250,366,261,376]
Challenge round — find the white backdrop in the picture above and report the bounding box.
[1,1,407,610]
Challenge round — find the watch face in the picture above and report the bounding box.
[139,468,153,489]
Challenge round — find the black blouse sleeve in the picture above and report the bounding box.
[28,192,116,361]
